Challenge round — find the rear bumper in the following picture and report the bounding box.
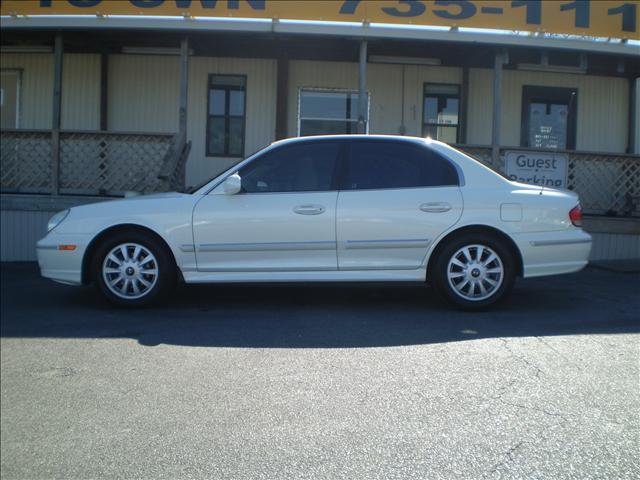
[36,233,91,285]
[513,229,592,278]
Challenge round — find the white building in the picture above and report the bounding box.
[1,0,639,261]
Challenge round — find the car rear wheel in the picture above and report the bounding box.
[432,234,516,310]
[93,231,175,307]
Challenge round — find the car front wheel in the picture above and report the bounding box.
[433,234,516,310]
[93,231,176,307]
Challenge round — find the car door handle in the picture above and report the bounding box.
[293,205,326,215]
[420,202,452,213]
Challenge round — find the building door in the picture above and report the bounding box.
[521,86,577,150]
[0,70,20,129]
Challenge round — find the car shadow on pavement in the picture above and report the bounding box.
[1,262,638,348]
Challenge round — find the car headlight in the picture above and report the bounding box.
[47,209,69,232]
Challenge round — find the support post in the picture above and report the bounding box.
[460,65,469,145]
[51,33,63,195]
[491,51,504,165]
[629,77,638,154]
[275,56,289,140]
[178,37,189,138]
[357,40,367,134]
[100,52,108,131]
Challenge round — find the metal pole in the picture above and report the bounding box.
[628,77,637,154]
[275,55,289,140]
[178,37,189,137]
[51,33,63,195]
[100,52,108,131]
[491,51,504,165]
[357,40,367,134]
[460,65,469,144]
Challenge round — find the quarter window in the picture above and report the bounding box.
[343,141,459,190]
[423,84,460,144]
[239,142,340,193]
[206,75,246,157]
[298,89,369,136]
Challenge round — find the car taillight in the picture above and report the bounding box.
[569,205,583,227]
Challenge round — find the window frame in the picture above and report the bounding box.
[422,82,461,144]
[297,87,370,136]
[520,85,578,151]
[205,74,247,158]
[339,138,460,191]
[236,139,347,194]
[0,69,22,129]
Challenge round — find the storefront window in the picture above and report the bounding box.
[423,84,460,144]
[206,75,246,157]
[521,86,577,150]
[298,89,369,136]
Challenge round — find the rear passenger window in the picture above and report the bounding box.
[344,141,458,190]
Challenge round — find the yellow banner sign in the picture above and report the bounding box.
[2,0,638,40]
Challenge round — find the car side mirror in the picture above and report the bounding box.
[223,173,242,195]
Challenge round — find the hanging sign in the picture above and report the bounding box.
[1,1,638,40]
[504,150,568,189]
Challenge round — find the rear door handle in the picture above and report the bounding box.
[420,202,452,213]
[293,205,326,215]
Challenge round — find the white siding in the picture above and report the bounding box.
[0,210,54,261]
[108,54,180,133]
[107,55,277,185]
[61,54,101,130]
[467,68,493,145]
[1,53,53,129]
[0,53,100,130]
[589,233,640,261]
[186,57,277,185]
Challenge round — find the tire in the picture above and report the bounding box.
[432,233,516,310]
[92,230,176,307]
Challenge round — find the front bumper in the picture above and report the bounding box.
[513,228,592,278]
[36,233,92,285]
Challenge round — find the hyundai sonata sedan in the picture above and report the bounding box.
[37,135,591,309]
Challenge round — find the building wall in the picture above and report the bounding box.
[0,209,54,261]
[107,55,277,185]
[286,60,462,138]
[500,70,629,153]
[467,68,493,145]
[0,53,100,130]
[108,54,180,133]
[186,57,277,185]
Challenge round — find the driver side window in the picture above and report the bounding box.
[239,142,340,193]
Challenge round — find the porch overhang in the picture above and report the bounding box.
[2,15,638,58]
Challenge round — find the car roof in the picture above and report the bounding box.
[272,134,437,147]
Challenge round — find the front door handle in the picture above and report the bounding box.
[293,205,326,215]
[420,202,452,213]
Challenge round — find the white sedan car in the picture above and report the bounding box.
[37,135,591,309]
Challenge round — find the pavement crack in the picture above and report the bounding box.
[497,399,573,423]
[485,440,526,477]
[499,338,545,378]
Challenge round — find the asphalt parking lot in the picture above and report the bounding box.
[1,263,639,480]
